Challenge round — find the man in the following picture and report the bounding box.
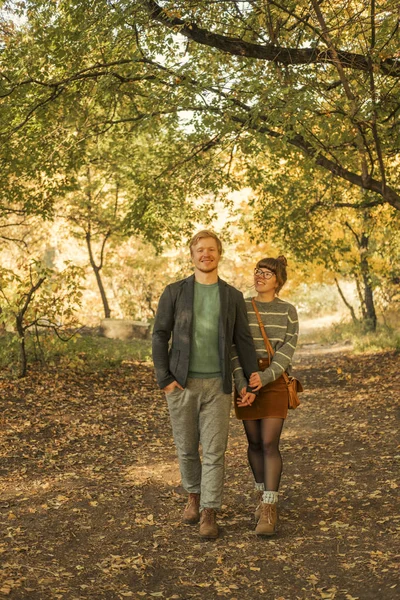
[152,230,258,539]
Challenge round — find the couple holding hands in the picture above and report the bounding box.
[152,230,299,539]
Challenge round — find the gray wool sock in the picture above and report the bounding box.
[262,491,279,504]
[255,482,265,492]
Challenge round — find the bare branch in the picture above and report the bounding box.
[344,221,361,246]
[0,234,28,248]
[311,199,382,211]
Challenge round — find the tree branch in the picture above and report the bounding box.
[0,60,153,94]
[311,200,382,211]
[99,230,111,271]
[18,277,46,325]
[0,234,28,248]
[7,87,64,135]
[334,276,359,323]
[136,57,400,211]
[344,221,361,247]
[143,0,400,77]
[310,0,371,183]
[27,319,81,341]
[230,114,400,211]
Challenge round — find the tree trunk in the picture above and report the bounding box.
[85,231,112,319]
[145,291,156,318]
[93,265,111,319]
[361,271,377,331]
[15,317,27,378]
[359,233,377,331]
[354,275,367,320]
[14,275,46,377]
[344,221,378,332]
[0,306,5,336]
[334,277,359,324]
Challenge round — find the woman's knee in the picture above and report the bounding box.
[248,440,263,454]
[261,439,280,455]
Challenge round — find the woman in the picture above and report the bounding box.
[231,255,299,536]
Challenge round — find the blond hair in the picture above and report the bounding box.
[189,230,223,255]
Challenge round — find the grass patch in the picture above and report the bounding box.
[300,319,400,353]
[352,328,400,353]
[0,332,152,377]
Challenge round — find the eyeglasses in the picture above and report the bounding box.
[254,268,275,280]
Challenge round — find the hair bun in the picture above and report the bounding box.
[277,255,288,267]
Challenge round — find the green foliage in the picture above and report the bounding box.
[0,260,83,375]
[1,0,399,330]
[47,335,152,370]
[0,331,152,376]
[0,261,83,331]
[242,158,400,327]
[122,0,400,210]
[5,0,400,217]
[104,239,191,320]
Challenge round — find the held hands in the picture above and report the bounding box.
[236,387,256,407]
[249,371,263,391]
[236,371,263,407]
[163,380,184,394]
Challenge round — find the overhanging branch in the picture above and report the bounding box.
[144,0,400,77]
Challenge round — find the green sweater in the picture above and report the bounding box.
[188,281,221,378]
[232,297,299,392]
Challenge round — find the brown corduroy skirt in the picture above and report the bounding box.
[234,374,289,421]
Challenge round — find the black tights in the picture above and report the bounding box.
[243,418,284,491]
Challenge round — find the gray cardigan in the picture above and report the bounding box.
[152,274,258,394]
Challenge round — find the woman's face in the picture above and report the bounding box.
[254,267,278,294]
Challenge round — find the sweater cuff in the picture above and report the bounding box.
[259,368,274,387]
[235,376,248,394]
[158,374,175,390]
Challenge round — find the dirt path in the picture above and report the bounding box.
[0,348,399,600]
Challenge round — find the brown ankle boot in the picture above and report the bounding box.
[254,491,264,522]
[255,502,278,536]
[199,508,218,539]
[183,493,200,524]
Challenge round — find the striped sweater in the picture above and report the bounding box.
[232,297,299,393]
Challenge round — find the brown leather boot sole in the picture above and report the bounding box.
[183,513,200,524]
[255,525,276,537]
[199,528,218,539]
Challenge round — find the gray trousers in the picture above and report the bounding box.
[166,377,232,511]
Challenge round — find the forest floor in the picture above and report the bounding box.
[0,345,399,600]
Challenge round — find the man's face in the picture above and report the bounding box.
[191,237,221,273]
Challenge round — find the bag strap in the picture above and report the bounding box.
[251,298,274,360]
[251,298,290,386]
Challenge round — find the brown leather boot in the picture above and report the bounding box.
[183,493,200,524]
[254,490,264,522]
[255,502,278,536]
[199,508,218,539]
